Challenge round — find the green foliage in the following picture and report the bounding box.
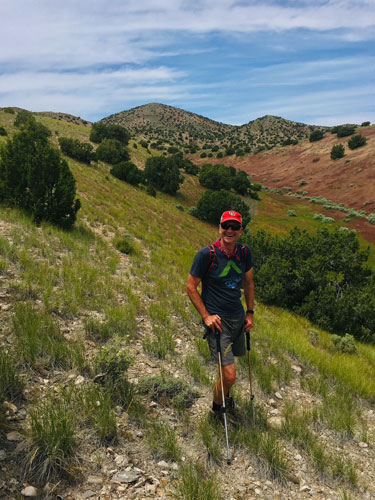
[0,348,24,429]
[0,127,7,137]
[172,461,223,500]
[287,210,297,217]
[3,107,15,114]
[331,143,345,160]
[12,302,83,368]
[90,122,130,146]
[110,161,144,185]
[309,129,324,142]
[14,109,35,128]
[113,233,138,254]
[181,158,199,175]
[361,121,370,127]
[137,374,199,410]
[58,137,94,164]
[195,189,251,227]
[198,163,232,190]
[146,421,181,461]
[95,340,134,382]
[333,125,356,138]
[348,134,367,150]
[245,227,375,339]
[144,155,184,194]
[331,334,358,354]
[26,391,78,482]
[0,121,80,228]
[96,138,130,164]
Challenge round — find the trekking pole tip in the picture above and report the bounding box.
[227,459,232,465]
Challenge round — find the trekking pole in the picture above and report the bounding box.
[215,329,231,465]
[246,330,255,428]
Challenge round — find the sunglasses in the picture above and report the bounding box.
[220,222,242,231]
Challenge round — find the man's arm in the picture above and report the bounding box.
[186,274,222,332]
[243,267,254,332]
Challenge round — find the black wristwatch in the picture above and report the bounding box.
[246,309,254,315]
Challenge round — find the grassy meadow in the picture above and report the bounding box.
[1,109,375,498]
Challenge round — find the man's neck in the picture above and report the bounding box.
[219,238,236,253]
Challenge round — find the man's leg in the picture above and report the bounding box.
[213,363,236,405]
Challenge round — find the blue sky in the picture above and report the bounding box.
[0,0,374,126]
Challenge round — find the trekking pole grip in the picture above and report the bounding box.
[246,330,250,351]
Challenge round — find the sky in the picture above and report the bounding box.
[0,0,374,126]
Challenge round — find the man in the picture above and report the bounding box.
[186,210,254,417]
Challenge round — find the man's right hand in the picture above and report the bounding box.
[203,314,222,333]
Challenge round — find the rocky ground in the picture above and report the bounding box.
[1,221,375,500]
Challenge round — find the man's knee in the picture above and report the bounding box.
[222,364,236,386]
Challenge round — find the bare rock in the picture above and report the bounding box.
[21,486,37,497]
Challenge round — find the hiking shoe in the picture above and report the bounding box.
[211,402,224,424]
[225,396,235,411]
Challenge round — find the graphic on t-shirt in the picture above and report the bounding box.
[219,260,242,277]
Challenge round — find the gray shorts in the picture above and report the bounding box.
[205,313,245,366]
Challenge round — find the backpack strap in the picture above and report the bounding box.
[204,244,217,278]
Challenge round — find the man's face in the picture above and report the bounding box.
[219,220,243,245]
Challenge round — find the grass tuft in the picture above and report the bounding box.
[172,461,223,500]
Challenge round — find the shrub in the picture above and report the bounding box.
[288,210,297,217]
[146,184,156,197]
[14,110,34,128]
[331,144,345,160]
[309,130,324,142]
[0,121,80,228]
[3,107,15,114]
[113,234,137,254]
[96,139,130,164]
[200,152,207,158]
[335,125,356,138]
[144,156,184,194]
[348,134,367,150]
[110,161,143,185]
[361,121,370,127]
[331,334,357,354]
[90,122,130,146]
[0,127,7,136]
[137,374,199,410]
[58,137,93,164]
[95,340,134,381]
[195,189,251,227]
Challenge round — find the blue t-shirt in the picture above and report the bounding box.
[190,243,253,318]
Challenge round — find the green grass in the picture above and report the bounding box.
[147,421,181,461]
[172,461,223,500]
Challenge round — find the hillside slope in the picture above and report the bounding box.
[0,112,375,500]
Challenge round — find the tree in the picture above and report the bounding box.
[195,189,251,227]
[96,139,130,164]
[90,123,130,146]
[14,110,35,128]
[58,137,94,164]
[144,156,184,194]
[198,163,232,191]
[243,227,374,339]
[110,161,144,185]
[348,134,367,150]
[309,130,324,142]
[330,144,345,160]
[0,121,80,228]
[232,170,252,195]
[334,125,356,138]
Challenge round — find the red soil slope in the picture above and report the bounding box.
[192,126,375,242]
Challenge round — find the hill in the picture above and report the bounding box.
[100,103,315,153]
[1,109,375,500]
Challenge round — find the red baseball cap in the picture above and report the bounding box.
[220,210,242,225]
